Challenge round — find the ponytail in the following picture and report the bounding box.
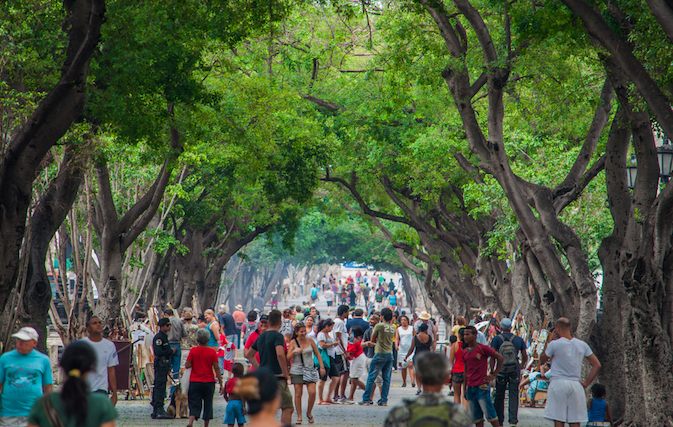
[60,341,97,426]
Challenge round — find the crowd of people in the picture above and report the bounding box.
[0,272,614,427]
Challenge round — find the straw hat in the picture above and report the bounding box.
[419,311,431,320]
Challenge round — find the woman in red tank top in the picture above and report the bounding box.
[449,328,468,408]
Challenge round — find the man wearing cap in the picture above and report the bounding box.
[151,318,174,419]
[163,309,185,397]
[83,316,119,405]
[490,318,527,427]
[218,305,238,350]
[414,312,437,341]
[180,310,199,370]
[232,304,246,348]
[0,327,53,427]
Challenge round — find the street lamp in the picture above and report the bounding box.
[658,138,673,184]
[626,154,638,190]
[626,138,673,189]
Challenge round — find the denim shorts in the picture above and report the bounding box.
[223,400,246,425]
[466,385,498,422]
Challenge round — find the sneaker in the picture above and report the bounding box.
[416,389,422,395]
[342,399,355,405]
[401,383,407,388]
[358,400,373,406]
[377,401,387,406]
[411,382,416,387]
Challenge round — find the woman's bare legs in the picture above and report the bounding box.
[325,376,339,403]
[306,383,317,420]
[317,379,326,403]
[294,383,303,422]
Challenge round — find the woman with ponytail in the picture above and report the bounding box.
[28,340,117,427]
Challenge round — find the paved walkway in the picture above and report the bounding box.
[116,288,550,427]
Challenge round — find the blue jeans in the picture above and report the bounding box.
[362,353,393,403]
[169,344,181,395]
[466,385,498,423]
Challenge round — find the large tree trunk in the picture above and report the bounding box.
[0,0,104,313]
[19,148,84,352]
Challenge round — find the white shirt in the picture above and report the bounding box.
[324,290,334,301]
[82,337,119,392]
[544,337,593,381]
[317,331,336,358]
[333,318,348,355]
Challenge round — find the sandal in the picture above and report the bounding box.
[307,415,315,424]
[296,419,303,425]
[318,401,332,405]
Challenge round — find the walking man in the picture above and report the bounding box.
[164,308,185,397]
[540,317,601,427]
[359,307,395,406]
[0,327,53,427]
[490,318,527,426]
[151,318,174,419]
[462,325,503,427]
[219,305,238,349]
[245,310,293,425]
[83,316,119,405]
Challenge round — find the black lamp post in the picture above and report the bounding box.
[626,138,673,189]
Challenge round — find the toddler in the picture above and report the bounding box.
[223,363,246,427]
[587,383,613,427]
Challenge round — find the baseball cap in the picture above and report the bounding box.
[158,318,171,327]
[12,327,39,341]
[500,318,512,329]
[259,314,269,322]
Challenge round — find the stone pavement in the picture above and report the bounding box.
[115,371,549,427]
[115,286,550,427]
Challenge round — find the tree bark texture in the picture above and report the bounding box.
[0,0,104,314]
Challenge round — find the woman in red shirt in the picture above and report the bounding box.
[449,327,468,408]
[186,328,223,427]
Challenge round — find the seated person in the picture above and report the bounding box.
[519,362,550,406]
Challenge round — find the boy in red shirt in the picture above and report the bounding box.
[346,326,367,403]
[223,363,246,427]
[462,325,503,427]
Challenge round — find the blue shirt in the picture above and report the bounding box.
[346,318,369,335]
[588,398,607,422]
[490,332,526,374]
[310,287,318,298]
[0,349,53,417]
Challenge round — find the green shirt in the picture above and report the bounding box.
[28,392,117,427]
[373,322,396,354]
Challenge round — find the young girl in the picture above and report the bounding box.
[223,363,246,427]
[223,339,237,379]
[587,384,614,426]
[217,334,227,376]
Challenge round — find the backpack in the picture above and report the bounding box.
[243,322,258,345]
[406,399,454,427]
[496,334,518,374]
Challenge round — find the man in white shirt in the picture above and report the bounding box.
[540,317,601,427]
[324,288,335,316]
[83,316,120,405]
[332,305,351,403]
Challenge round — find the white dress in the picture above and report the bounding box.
[397,325,414,364]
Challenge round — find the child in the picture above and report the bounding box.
[217,334,227,376]
[346,326,367,403]
[223,363,246,427]
[587,384,614,426]
[223,339,237,379]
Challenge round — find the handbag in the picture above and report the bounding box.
[42,395,65,427]
[314,345,330,368]
[295,339,319,383]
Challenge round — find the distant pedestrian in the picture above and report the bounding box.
[28,340,117,427]
[490,317,527,426]
[219,305,238,350]
[462,325,503,427]
[232,305,246,348]
[83,316,119,405]
[151,318,174,419]
[404,323,434,395]
[383,352,471,427]
[0,327,53,426]
[244,314,268,372]
[540,317,601,427]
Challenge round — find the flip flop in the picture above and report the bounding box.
[319,401,332,405]
[307,415,315,424]
[296,419,303,425]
